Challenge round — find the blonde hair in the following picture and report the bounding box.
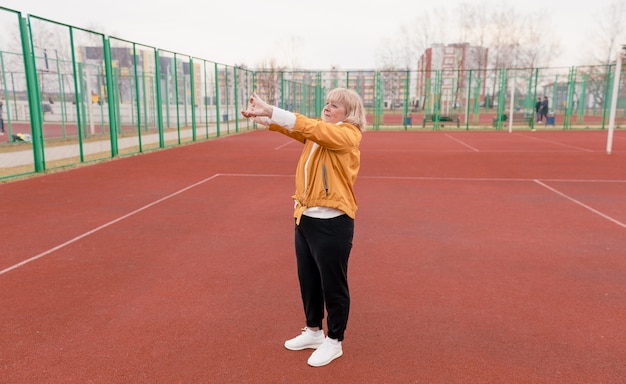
[324,88,367,132]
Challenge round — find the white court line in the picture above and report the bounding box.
[539,178,626,183]
[534,179,626,229]
[361,175,530,182]
[444,134,480,152]
[361,175,626,183]
[520,134,594,152]
[219,173,293,178]
[0,174,221,276]
[3,173,623,276]
[274,141,293,150]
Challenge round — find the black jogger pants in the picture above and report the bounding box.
[294,214,354,341]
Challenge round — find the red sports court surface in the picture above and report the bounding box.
[1,130,625,383]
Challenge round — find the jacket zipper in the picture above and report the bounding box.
[322,164,329,196]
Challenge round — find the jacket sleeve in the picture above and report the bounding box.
[291,114,361,151]
[268,124,306,143]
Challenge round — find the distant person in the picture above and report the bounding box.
[540,96,549,123]
[0,101,4,135]
[242,88,366,367]
[535,97,542,122]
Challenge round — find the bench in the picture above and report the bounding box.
[492,112,532,127]
[423,114,460,128]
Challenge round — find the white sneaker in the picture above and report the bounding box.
[307,337,343,367]
[284,327,325,351]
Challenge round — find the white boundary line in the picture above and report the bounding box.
[0,174,221,276]
[444,134,480,152]
[360,175,626,183]
[519,134,595,152]
[2,173,624,276]
[274,141,294,150]
[534,179,626,229]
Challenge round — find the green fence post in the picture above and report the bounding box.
[164,62,170,129]
[214,63,220,137]
[153,49,164,148]
[132,43,144,150]
[173,54,181,143]
[141,66,148,133]
[246,69,252,124]
[280,71,285,110]
[564,67,576,129]
[233,65,238,133]
[114,67,121,135]
[315,72,323,117]
[552,74,559,128]
[465,70,472,130]
[70,29,86,162]
[374,71,382,130]
[434,70,442,130]
[149,66,156,135]
[190,58,197,140]
[224,65,230,135]
[183,64,188,127]
[530,68,539,130]
[103,37,119,156]
[496,68,504,130]
[203,60,209,138]
[20,15,45,171]
[403,70,409,130]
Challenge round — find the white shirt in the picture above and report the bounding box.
[272,107,344,220]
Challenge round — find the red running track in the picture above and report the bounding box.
[1,130,625,383]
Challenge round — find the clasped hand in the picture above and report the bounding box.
[242,94,272,127]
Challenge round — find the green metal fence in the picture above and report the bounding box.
[0,7,255,180]
[252,66,624,131]
[1,6,624,180]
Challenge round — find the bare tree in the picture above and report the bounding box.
[375,36,404,70]
[253,58,285,106]
[396,24,417,70]
[588,0,626,65]
[455,1,491,108]
[457,2,490,51]
[578,0,626,111]
[4,18,80,106]
[379,1,563,73]
[413,7,451,55]
[516,11,562,68]
[375,6,450,70]
[278,35,304,70]
[487,5,524,70]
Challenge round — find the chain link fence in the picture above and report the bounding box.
[1,6,624,180]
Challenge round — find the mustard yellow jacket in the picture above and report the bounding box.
[269,114,362,224]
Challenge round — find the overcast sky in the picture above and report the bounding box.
[1,0,623,69]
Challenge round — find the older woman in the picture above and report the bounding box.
[242,88,366,367]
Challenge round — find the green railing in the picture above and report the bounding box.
[1,6,624,180]
[0,7,257,180]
